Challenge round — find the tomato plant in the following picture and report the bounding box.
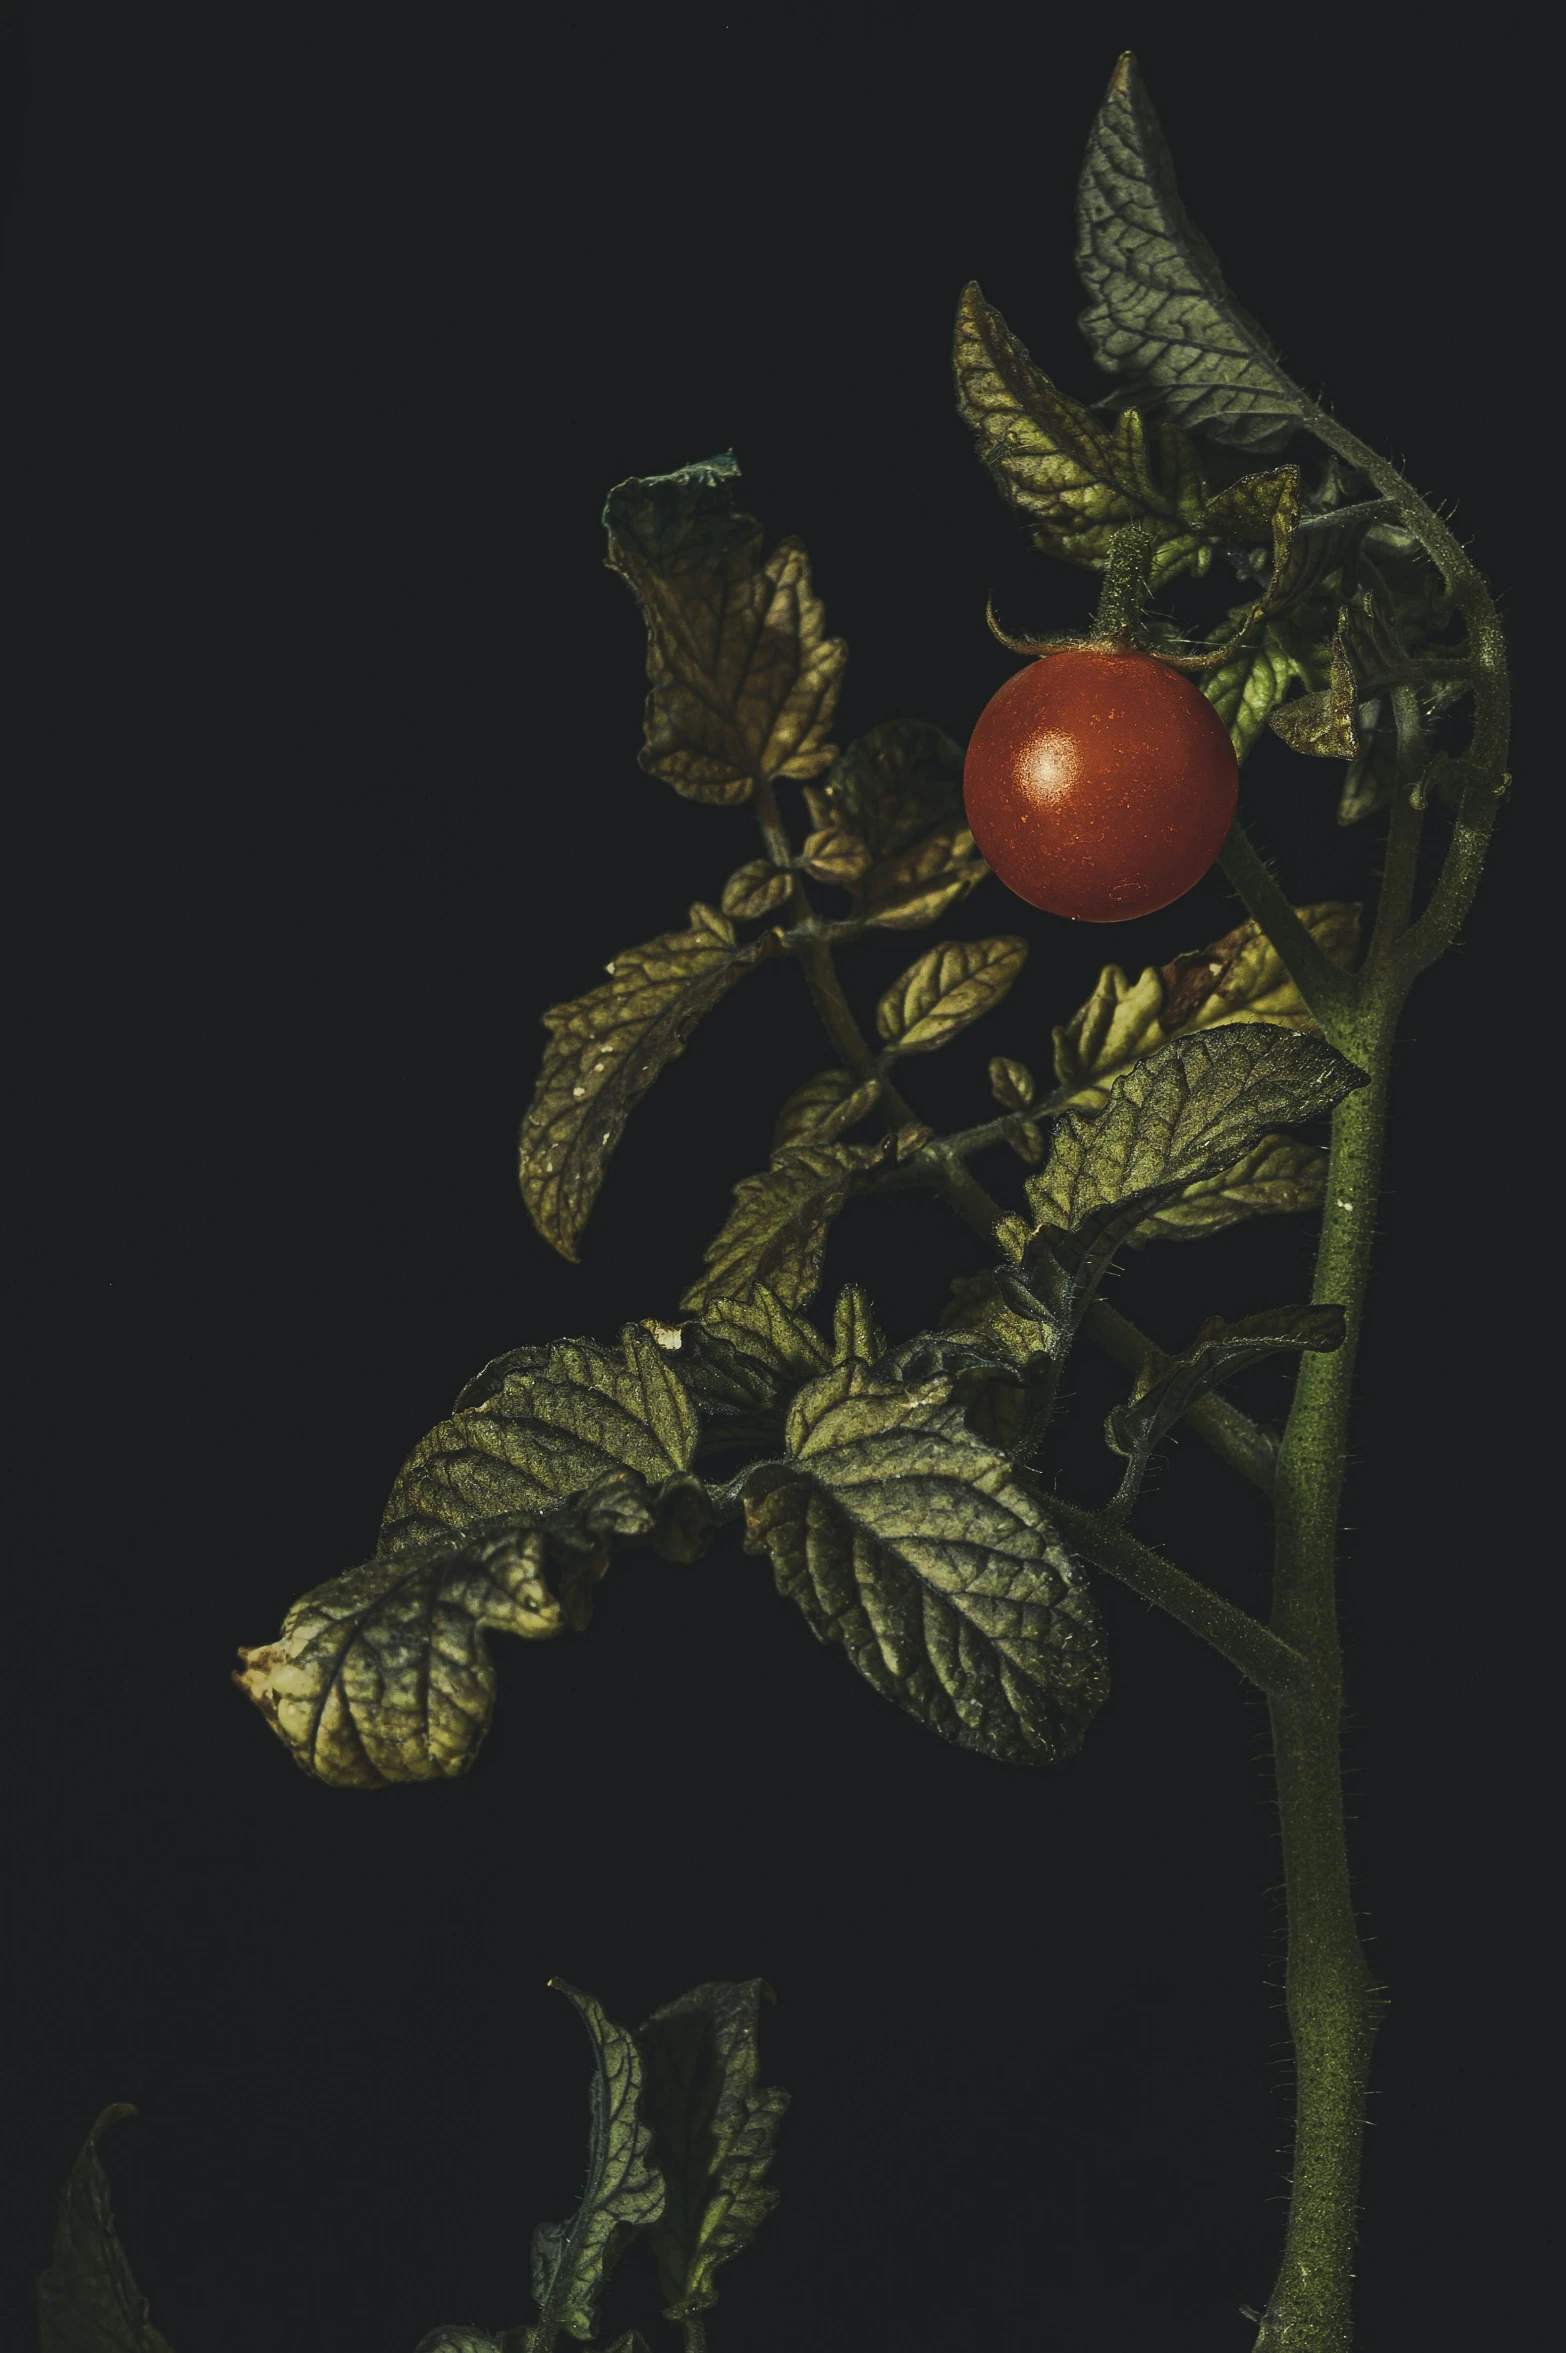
[962,644,1240,921]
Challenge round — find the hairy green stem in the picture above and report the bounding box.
[1242,394,1508,2350]
[1045,1495,1307,1696]
[1251,1045,1391,2353]
[681,2316,708,2353]
[1080,1299,1278,1497]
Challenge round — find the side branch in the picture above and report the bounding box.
[1080,1299,1278,1497]
[1218,818,1361,1035]
[1045,1495,1309,1696]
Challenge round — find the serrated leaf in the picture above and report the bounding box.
[520,909,785,1261]
[1075,53,1310,453]
[1124,1132,1328,1246]
[1051,903,1361,1112]
[1031,1028,1363,1236]
[530,1983,666,2346]
[379,1325,699,1557]
[813,719,966,858]
[1106,1304,1345,1491]
[934,1269,1055,1451]
[1026,1030,1365,1325]
[680,1139,891,1314]
[36,2108,175,2353]
[876,937,1027,1056]
[720,860,793,920]
[602,454,846,802]
[862,817,989,930]
[414,2332,504,2353]
[743,1372,1106,1764]
[638,1980,790,2319]
[234,1521,570,1789]
[772,1068,882,1149]
[954,281,1207,583]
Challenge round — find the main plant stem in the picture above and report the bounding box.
[1251,1034,1390,2353]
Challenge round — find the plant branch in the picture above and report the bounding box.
[1044,1494,1308,1696]
[1218,818,1361,1036]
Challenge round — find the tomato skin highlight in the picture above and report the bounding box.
[962,648,1239,922]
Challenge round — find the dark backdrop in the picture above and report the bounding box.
[3,7,1537,2349]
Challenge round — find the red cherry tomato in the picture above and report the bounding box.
[962,646,1239,922]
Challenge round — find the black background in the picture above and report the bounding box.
[2,6,1539,2349]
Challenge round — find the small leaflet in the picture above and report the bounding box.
[875,937,1028,1056]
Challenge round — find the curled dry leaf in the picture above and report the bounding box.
[602,453,846,802]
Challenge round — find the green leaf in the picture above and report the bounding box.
[743,1370,1108,1764]
[798,827,873,886]
[519,905,785,1262]
[680,1138,891,1314]
[988,1056,1036,1110]
[1268,586,1412,760]
[1051,903,1361,1113]
[1025,1029,1366,1322]
[832,1283,887,1367]
[809,719,966,858]
[414,2332,504,2352]
[36,2107,175,2353]
[772,1068,882,1149]
[1125,1132,1329,1246]
[1106,1304,1345,1493]
[953,280,1208,582]
[1200,616,1315,759]
[602,453,847,802]
[379,1325,699,1556]
[530,1983,666,2346]
[876,937,1027,1056]
[1075,52,1310,453]
[638,1980,790,2319]
[234,1521,574,1789]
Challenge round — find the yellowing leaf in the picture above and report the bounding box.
[1051,903,1361,1111]
[954,281,1207,582]
[519,907,785,1261]
[234,1523,570,1790]
[772,1068,881,1149]
[379,1325,699,1556]
[876,936,1027,1055]
[862,818,989,931]
[1125,1133,1328,1245]
[603,454,846,802]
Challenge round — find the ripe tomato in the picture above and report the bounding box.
[962,647,1238,922]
